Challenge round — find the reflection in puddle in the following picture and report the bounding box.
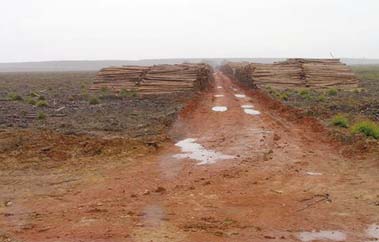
[173,138,234,165]
[241,104,254,109]
[212,106,228,112]
[235,94,246,98]
[306,172,323,176]
[298,230,346,241]
[367,224,379,239]
[244,109,261,115]
[214,94,224,97]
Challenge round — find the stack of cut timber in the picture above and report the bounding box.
[296,59,359,88]
[91,63,213,95]
[250,61,305,88]
[222,59,359,90]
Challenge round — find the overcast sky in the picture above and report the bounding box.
[1,0,378,62]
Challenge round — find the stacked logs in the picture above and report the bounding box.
[222,59,359,89]
[91,63,213,95]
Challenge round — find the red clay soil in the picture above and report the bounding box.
[1,72,378,242]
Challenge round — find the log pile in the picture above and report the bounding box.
[222,59,359,89]
[91,63,213,95]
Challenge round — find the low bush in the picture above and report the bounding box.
[330,114,349,128]
[8,92,23,101]
[327,88,338,96]
[89,96,100,105]
[37,111,46,120]
[36,100,48,107]
[351,120,379,139]
[26,97,37,105]
[279,92,289,101]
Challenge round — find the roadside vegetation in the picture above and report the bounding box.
[264,65,379,141]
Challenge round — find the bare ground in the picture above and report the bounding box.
[0,72,378,242]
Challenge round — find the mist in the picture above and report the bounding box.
[1,0,379,62]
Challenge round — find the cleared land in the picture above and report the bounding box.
[0,66,378,242]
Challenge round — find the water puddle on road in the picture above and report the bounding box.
[367,224,379,239]
[244,109,261,115]
[235,94,246,98]
[212,106,228,112]
[173,138,234,165]
[241,104,254,109]
[306,172,323,176]
[214,94,224,98]
[241,104,260,116]
[298,231,346,241]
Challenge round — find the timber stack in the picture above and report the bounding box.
[91,63,213,95]
[222,58,359,89]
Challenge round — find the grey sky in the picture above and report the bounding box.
[1,0,378,62]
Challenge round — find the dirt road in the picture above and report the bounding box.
[1,72,378,242]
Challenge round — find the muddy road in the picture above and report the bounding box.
[1,72,378,242]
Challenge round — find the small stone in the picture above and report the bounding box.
[143,190,150,195]
[264,235,276,239]
[155,187,166,193]
[5,201,12,207]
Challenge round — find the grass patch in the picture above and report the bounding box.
[37,111,46,120]
[36,100,48,107]
[330,114,349,128]
[351,65,379,80]
[7,92,23,101]
[89,96,100,105]
[327,88,338,96]
[351,120,379,139]
[26,97,37,105]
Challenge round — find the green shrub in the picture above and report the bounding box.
[29,92,39,97]
[279,92,289,101]
[327,88,338,96]
[299,89,309,96]
[8,92,23,101]
[351,121,379,139]
[318,95,326,102]
[89,96,100,105]
[331,114,349,128]
[37,111,46,120]
[38,95,46,100]
[36,100,48,107]
[26,97,37,105]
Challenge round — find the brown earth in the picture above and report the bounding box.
[1,72,378,242]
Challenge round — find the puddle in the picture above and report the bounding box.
[367,224,379,239]
[241,104,254,109]
[306,172,323,176]
[298,231,346,241]
[214,94,224,97]
[212,106,228,112]
[173,138,234,165]
[244,109,261,115]
[235,94,246,98]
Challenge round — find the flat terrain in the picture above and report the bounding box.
[1,72,378,241]
[264,65,379,122]
[0,72,192,139]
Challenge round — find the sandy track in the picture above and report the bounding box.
[1,72,378,242]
